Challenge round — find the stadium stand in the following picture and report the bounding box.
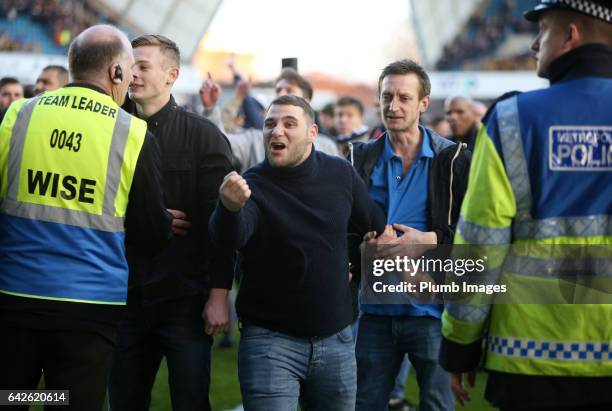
[0,0,120,54]
[436,0,539,70]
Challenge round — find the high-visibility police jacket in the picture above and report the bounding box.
[441,45,612,379]
[0,85,148,305]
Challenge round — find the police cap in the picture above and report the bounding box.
[524,0,612,23]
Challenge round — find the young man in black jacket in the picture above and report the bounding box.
[209,95,385,411]
[351,60,471,411]
[108,35,234,411]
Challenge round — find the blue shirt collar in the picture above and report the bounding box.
[381,126,434,163]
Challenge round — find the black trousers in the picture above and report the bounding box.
[109,296,213,411]
[0,327,114,411]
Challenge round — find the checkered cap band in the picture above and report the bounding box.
[541,0,612,23]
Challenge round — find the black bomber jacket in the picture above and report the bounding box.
[126,96,235,305]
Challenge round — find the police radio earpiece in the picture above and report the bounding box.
[114,66,123,81]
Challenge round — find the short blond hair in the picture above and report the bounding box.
[553,10,612,46]
[131,34,180,67]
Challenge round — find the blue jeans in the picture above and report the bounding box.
[238,324,356,411]
[390,355,412,399]
[355,315,453,411]
[108,296,213,411]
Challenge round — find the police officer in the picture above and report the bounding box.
[439,1,612,410]
[0,25,172,410]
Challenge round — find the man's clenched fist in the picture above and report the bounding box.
[219,171,251,211]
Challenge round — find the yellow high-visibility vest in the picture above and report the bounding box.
[0,86,147,304]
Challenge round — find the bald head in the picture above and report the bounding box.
[69,25,131,80]
[444,95,473,108]
[68,25,134,105]
[444,96,479,139]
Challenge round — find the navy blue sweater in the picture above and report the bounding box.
[209,149,384,337]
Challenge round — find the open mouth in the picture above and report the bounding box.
[270,142,286,153]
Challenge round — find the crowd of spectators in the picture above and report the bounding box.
[0,29,41,52]
[479,52,537,70]
[1,0,115,51]
[436,0,538,70]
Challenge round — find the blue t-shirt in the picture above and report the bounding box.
[362,127,442,318]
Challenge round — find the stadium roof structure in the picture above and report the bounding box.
[91,0,224,61]
[409,0,480,68]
